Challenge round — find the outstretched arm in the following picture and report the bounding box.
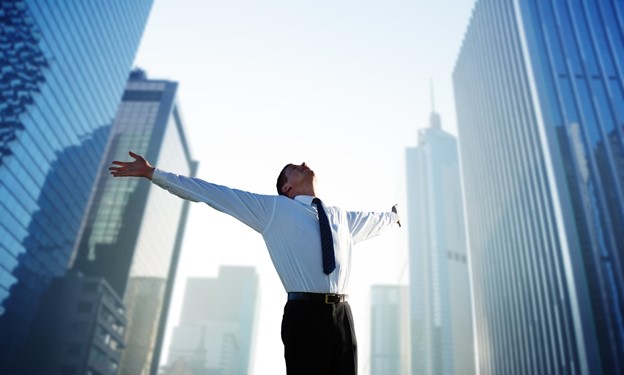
[109,151,155,180]
[346,205,401,244]
[109,151,275,233]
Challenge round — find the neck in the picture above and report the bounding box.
[289,182,316,198]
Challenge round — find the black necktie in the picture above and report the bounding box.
[312,198,336,274]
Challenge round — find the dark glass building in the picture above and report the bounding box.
[0,0,152,369]
[453,0,624,373]
[23,271,127,375]
[73,71,198,374]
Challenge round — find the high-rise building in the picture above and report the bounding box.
[22,271,126,375]
[369,285,410,375]
[406,106,475,375]
[0,0,152,370]
[72,70,198,374]
[453,0,624,373]
[166,266,260,375]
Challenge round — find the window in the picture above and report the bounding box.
[96,325,110,344]
[89,347,106,363]
[77,301,93,313]
[82,282,98,293]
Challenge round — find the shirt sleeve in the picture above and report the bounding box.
[346,210,400,244]
[151,169,276,233]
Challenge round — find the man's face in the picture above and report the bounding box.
[283,162,315,195]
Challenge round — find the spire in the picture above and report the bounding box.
[430,78,436,112]
[429,78,442,130]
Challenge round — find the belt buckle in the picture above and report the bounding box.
[325,294,335,304]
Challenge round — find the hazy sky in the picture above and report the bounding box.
[133,1,475,373]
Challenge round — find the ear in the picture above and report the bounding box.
[281,183,292,195]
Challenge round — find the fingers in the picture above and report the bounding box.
[109,160,130,178]
[109,169,122,177]
[109,160,130,177]
[108,151,148,178]
[109,167,133,177]
[111,151,143,166]
[129,151,142,160]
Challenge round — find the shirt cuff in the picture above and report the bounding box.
[151,168,167,184]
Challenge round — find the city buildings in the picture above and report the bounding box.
[406,105,475,375]
[165,266,260,375]
[22,272,126,374]
[72,70,198,374]
[453,0,624,373]
[369,285,410,375]
[0,0,152,370]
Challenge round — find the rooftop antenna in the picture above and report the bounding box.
[430,78,436,112]
[429,78,442,129]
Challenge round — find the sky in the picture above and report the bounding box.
[132,1,476,373]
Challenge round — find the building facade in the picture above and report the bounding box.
[166,266,260,375]
[73,70,198,374]
[406,109,475,375]
[23,272,126,374]
[370,285,410,375]
[453,0,624,373]
[0,0,152,370]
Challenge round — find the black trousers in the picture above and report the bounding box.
[281,300,357,375]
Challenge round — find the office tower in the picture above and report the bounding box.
[22,272,126,374]
[453,0,624,373]
[0,0,152,370]
[406,106,475,375]
[166,267,260,375]
[72,70,198,374]
[370,285,410,375]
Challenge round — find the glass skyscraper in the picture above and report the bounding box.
[406,108,475,375]
[453,0,624,373]
[72,70,198,375]
[0,0,152,369]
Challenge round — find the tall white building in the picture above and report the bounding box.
[370,285,410,375]
[166,266,260,375]
[406,106,475,375]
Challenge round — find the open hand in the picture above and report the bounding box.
[109,151,155,179]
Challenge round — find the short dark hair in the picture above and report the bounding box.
[276,163,293,196]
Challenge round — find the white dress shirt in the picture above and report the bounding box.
[151,169,399,294]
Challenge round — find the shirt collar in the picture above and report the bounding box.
[294,195,316,206]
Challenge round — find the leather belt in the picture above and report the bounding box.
[288,292,349,304]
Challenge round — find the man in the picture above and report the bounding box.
[109,151,400,375]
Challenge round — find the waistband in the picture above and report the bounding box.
[287,292,349,304]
